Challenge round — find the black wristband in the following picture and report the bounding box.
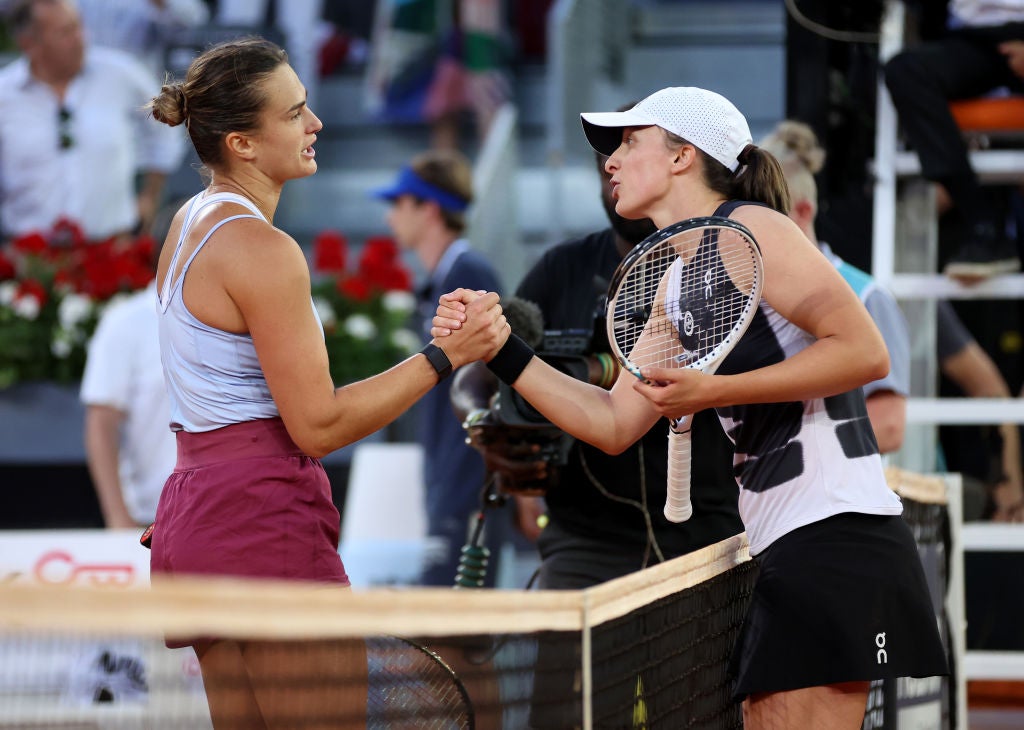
[486,333,535,385]
[420,343,453,381]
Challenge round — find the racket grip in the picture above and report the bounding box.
[664,420,694,523]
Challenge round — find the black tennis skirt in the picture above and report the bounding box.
[729,512,949,699]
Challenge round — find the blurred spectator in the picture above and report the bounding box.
[214,0,325,110]
[372,148,511,586]
[0,0,186,241]
[81,276,174,529]
[883,0,1024,281]
[937,299,1024,521]
[365,0,510,152]
[761,119,911,453]
[76,0,209,79]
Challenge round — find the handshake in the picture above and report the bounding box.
[426,288,513,372]
[435,290,619,496]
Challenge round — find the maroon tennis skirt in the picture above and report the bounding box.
[151,417,350,598]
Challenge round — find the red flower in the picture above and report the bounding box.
[313,230,348,273]
[51,217,87,248]
[16,278,48,307]
[337,274,371,302]
[0,251,15,281]
[10,232,49,256]
[357,236,413,293]
[132,234,157,266]
[378,266,413,292]
[359,236,399,270]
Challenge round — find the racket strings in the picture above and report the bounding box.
[610,226,760,373]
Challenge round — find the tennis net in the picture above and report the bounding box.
[0,467,961,729]
[0,533,755,730]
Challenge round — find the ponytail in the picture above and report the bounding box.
[697,144,791,215]
[663,130,791,215]
[730,145,790,214]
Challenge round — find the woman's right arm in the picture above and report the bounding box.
[434,290,660,455]
[230,235,508,457]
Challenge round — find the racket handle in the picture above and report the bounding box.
[664,418,694,523]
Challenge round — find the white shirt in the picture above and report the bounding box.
[81,283,176,524]
[0,47,185,240]
[77,0,210,78]
[949,0,1024,27]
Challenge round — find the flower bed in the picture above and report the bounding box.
[310,230,419,385]
[0,220,154,388]
[0,221,419,390]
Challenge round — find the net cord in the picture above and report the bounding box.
[0,534,752,641]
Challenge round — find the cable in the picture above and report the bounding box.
[578,441,665,567]
[784,0,881,44]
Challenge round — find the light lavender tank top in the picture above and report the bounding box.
[157,192,280,432]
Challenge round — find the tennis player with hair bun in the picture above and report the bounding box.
[147,37,508,729]
[433,87,948,728]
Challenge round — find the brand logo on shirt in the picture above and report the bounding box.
[682,310,694,336]
[875,632,887,664]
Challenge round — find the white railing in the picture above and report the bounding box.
[545,0,629,243]
[469,103,520,290]
[872,0,1024,468]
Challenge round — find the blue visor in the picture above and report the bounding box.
[371,166,470,213]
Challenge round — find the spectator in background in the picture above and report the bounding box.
[214,0,325,110]
[883,0,1024,281]
[373,148,511,587]
[0,0,185,242]
[76,0,209,79]
[937,298,1024,521]
[365,0,510,152]
[80,233,175,529]
[760,120,911,453]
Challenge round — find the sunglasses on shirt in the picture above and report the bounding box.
[58,106,73,150]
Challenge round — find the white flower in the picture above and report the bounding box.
[13,294,40,320]
[313,296,337,329]
[0,281,16,306]
[57,292,93,330]
[391,328,420,354]
[382,290,415,314]
[51,332,73,359]
[344,314,377,340]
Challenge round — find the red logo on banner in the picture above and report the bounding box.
[33,550,135,587]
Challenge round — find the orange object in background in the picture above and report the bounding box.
[951,96,1024,132]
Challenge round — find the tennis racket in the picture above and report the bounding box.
[367,635,475,729]
[605,217,764,523]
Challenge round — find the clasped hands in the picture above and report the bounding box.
[432,288,718,421]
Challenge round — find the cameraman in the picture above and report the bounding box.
[450,144,743,727]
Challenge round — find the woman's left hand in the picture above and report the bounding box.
[631,367,715,421]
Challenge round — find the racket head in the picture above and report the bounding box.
[605,216,764,379]
[367,635,474,729]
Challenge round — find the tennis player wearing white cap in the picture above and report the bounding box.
[433,86,949,728]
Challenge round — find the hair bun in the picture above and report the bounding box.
[150,82,188,128]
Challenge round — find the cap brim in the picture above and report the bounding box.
[580,109,656,156]
[370,184,402,202]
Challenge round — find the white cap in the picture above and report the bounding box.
[581,87,753,172]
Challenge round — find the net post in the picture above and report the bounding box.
[943,472,969,730]
[581,591,593,730]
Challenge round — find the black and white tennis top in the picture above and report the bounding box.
[688,202,903,555]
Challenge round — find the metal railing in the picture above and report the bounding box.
[469,103,520,291]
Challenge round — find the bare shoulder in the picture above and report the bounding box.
[218,220,309,290]
[730,204,816,257]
